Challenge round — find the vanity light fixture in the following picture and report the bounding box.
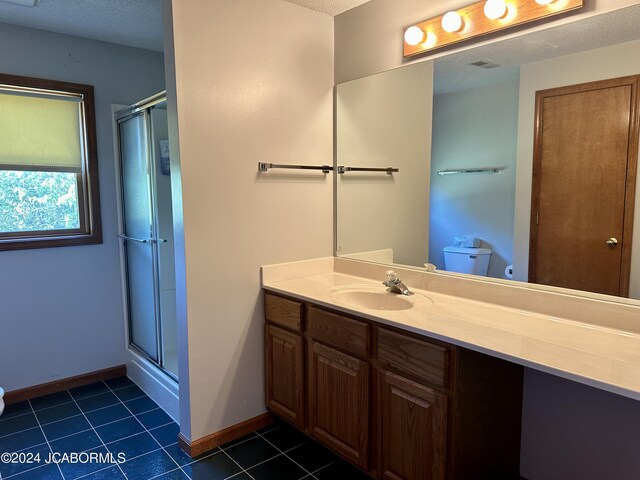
[403,0,583,57]
[442,11,464,33]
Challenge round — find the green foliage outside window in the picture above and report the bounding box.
[0,170,80,233]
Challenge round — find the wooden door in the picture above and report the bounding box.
[308,340,369,469]
[265,325,305,428]
[530,75,640,296]
[378,370,447,480]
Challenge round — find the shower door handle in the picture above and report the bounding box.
[118,234,152,244]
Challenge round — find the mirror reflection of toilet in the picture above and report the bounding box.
[443,246,492,276]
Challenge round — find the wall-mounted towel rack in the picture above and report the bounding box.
[337,166,399,175]
[437,167,503,176]
[258,162,333,173]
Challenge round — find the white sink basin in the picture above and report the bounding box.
[330,285,432,311]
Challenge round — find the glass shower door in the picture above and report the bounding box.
[119,112,160,362]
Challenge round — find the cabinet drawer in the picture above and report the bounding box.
[265,293,302,331]
[307,306,369,358]
[377,328,448,387]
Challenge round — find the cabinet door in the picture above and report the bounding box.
[265,325,305,428]
[379,370,447,480]
[308,340,369,469]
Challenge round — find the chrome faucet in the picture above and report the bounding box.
[383,270,413,296]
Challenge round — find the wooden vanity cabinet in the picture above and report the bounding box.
[378,370,447,480]
[264,295,305,428]
[308,340,370,468]
[376,328,449,480]
[263,292,523,480]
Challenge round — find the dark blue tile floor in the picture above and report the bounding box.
[0,377,370,480]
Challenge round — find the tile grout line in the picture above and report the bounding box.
[4,461,52,480]
[254,430,318,478]
[0,378,140,480]
[13,382,143,416]
[307,461,336,480]
[64,385,130,480]
[145,466,183,480]
[26,398,66,480]
[73,406,169,436]
[0,426,42,441]
[0,411,33,423]
[3,441,48,456]
[224,471,254,480]
[0,407,132,440]
[0,397,165,442]
[97,418,175,453]
[0,392,151,436]
[42,442,113,480]
[73,445,165,480]
[218,449,257,480]
[102,381,190,480]
[217,432,261,450]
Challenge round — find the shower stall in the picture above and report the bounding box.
[115,92,178,381]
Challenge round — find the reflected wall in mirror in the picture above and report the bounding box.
[336,5,640,301]
[336,61,433,267]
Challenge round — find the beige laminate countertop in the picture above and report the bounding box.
[262,260,640,402]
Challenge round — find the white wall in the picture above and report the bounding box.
[430,78,519,278]
[0,24,165,392]
[166,0,333,441]
[336,61,433,267]
[513,38,640,299]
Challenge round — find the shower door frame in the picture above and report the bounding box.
[115,91,177,382]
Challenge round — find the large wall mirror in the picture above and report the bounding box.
[336,4,640,302]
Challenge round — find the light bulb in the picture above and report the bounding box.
[441,11,463,33]
[484,0,508,19]
[424,31,438,48]
[535,0,554,4]
[404,26,426,46]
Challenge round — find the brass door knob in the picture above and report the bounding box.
[606,237,618,248]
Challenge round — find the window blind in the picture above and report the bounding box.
[0,90,82,170]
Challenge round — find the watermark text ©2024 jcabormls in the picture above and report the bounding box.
[1,451,126,465]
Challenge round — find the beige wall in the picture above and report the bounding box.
[334,0,638,83]
[336,61,433,267]
[166,0,333,440]
[513,38,640,298]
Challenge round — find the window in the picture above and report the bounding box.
[0,73,101,250]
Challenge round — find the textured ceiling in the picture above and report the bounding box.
[0,0,163,51]
[434,4,640,94]
[284,0,372,16]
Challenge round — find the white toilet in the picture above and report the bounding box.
[443,246,492,276]
[0,386,4,417]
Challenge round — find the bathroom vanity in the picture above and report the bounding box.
[264,291,523,479]
[262,257,640,479]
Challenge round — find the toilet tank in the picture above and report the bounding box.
[443,246,492,276]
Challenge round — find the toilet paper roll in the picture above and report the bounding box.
[505,264,513,279]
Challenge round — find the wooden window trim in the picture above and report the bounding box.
[0,73,102,251]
